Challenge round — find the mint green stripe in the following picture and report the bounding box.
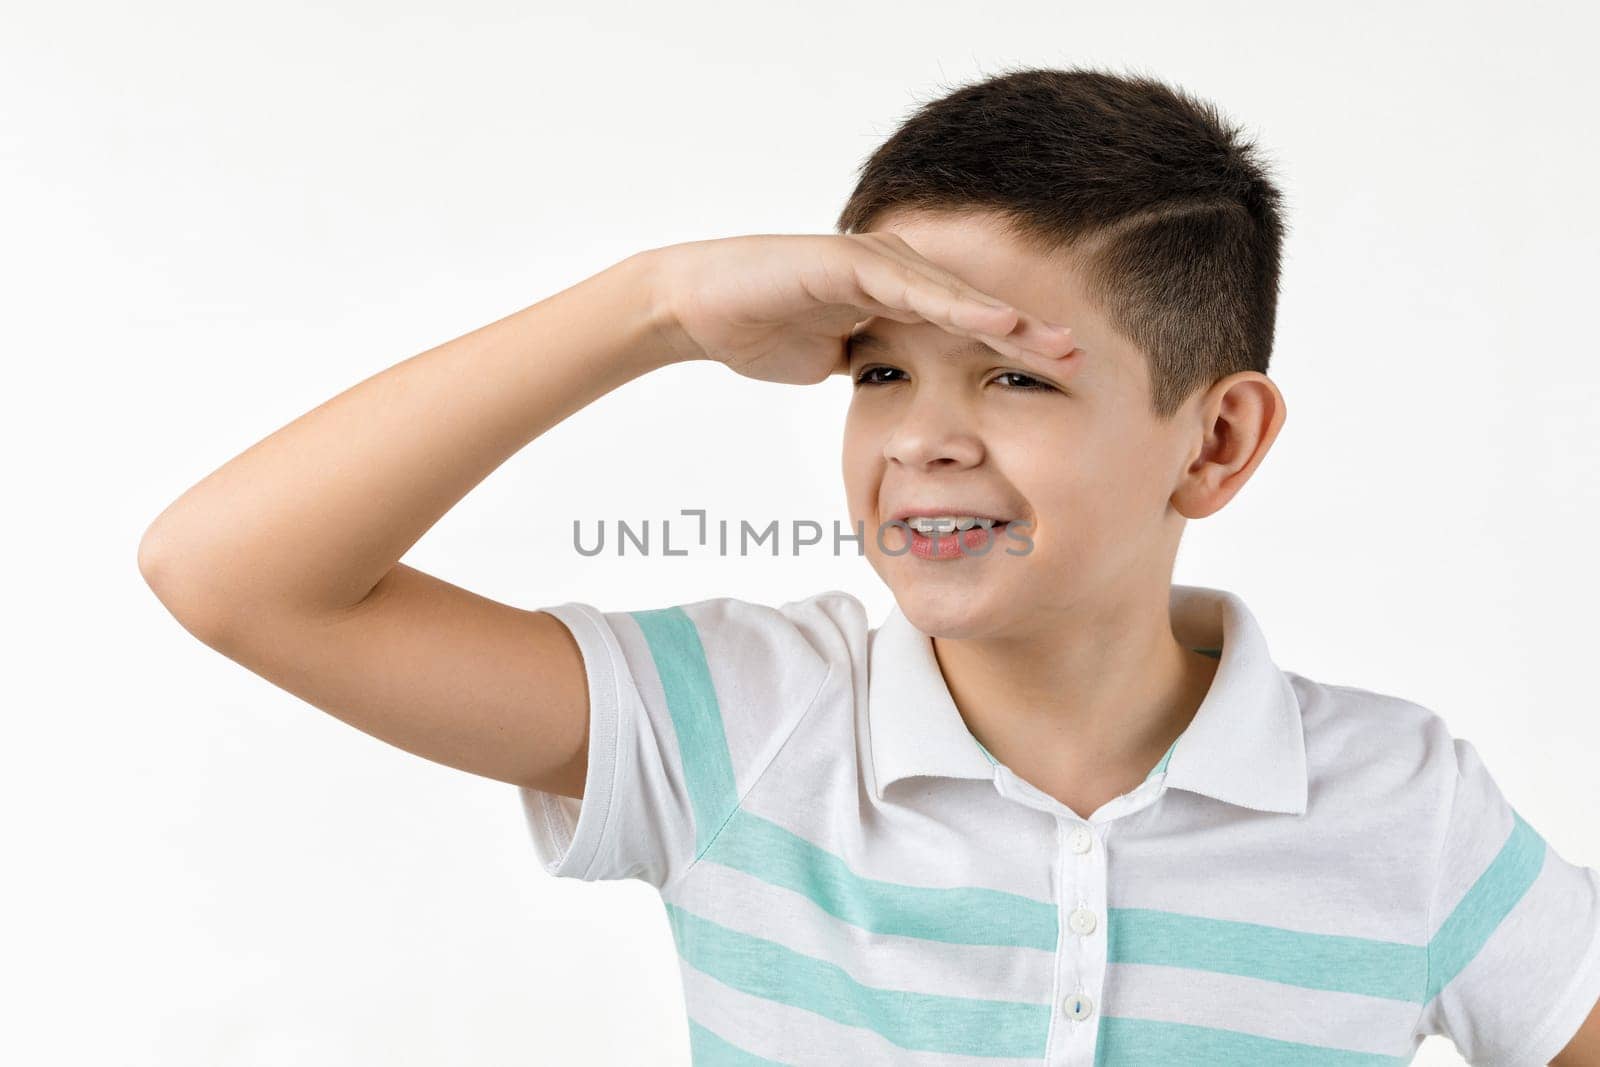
[1424,809,1545,1002]
[666,902,1051,1058]
[1137,646,1215,782]
[1107,907,1426,1002]
[973,737,998,765]
[1096,1016,1409,1066]
[703,807,1058,950]
[630,607,739,855]
[686,1018,787,1065]
[1145,736,1180,780]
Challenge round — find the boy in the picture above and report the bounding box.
[139,66,1600,1064]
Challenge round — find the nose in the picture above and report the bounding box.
[882,390,984,470]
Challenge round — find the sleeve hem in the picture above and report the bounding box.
[1500,865,1600,1067]
[518,601,625,881]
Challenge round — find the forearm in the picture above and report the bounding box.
[139,248,683,634]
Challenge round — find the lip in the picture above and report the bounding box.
[900,519,1016,562]
[887,507,1015,525]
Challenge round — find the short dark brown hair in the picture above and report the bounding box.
[835,64,1288,420]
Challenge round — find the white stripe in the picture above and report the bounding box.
[679,957,1047,1067]
[1107,961,1419,1055]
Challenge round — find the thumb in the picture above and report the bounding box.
[830,341,852,378]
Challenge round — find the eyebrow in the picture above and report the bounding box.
[844,329,1081,375]
[846,329,999,362]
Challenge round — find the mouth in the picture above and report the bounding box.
[884,511,1020,562]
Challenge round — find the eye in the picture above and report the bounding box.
[993,371,1055,392]
[853,366,905,387]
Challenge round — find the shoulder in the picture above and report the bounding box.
[1288,671,1458,751]
[661,587,867,672]
[1286,671,1462,822]
[767,587,869,636]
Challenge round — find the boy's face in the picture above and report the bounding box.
[841,209,1219,639]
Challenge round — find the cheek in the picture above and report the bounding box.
[841,402,872,456]
[839,428,877,514]
[1014,437,1130,539]
[1124,435,1181,497]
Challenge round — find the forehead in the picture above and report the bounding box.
[877,209,1070,303]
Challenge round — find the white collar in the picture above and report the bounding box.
[866,584,1308,816]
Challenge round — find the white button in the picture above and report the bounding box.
[1062,992,1095,1020]
[1068,826,1093,854]
[1069,907,1098,936]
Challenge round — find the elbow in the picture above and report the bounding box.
[137,513,234,648]
[136,514,172,592]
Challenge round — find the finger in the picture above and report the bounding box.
[839,242,1078,370]
[861,232,1017,313]
[848,250,1021,344]
[1005,315,1078,359]
[866,231,1036,316]
[851,282,1059,369]
[977,328,1071,367]
[860,233,1075,358]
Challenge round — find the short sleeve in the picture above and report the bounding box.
[1411,735,1600,1065]
[518,594,845,890]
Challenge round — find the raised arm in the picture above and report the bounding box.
[137,250,685,796]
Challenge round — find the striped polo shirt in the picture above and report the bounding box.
[519,584,1600,1065]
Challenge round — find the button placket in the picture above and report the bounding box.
[997,770,1142,1064]
[1063,820,1108,1064]
[1077,822,1108,1052]
[1044,819,1108,1065]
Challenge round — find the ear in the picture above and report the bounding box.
[1170,373,1287,520]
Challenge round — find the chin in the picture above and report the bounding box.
[891,584,1018,640]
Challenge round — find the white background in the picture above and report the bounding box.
[5,1,1597,1063]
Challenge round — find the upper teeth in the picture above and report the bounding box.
[906,515,999,534]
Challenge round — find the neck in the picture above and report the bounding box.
[931,581,1220,795]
